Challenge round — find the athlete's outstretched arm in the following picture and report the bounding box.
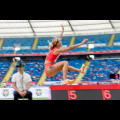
[54,39,88,54]
[58,24,64,41]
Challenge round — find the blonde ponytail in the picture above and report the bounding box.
[48,38,58,50]
[49,42,54,50]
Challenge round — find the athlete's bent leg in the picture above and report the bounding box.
[46,61,68,79]
[68,64,85,73]
[46,61,75,84]
[68,66,81,72]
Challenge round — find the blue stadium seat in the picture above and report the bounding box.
[74,34,111,44]
[9,60,45,82]
[114,33,120,43]
[37,36,71,47]
[0,60,12,82]
[2,38,34,48]
[17,49,49,53]
[82,59,120,82]
[90,46,120,51]
[0,50,14,54]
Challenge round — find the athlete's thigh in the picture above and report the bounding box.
[46,61,65,76]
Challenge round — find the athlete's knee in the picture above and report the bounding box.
[63,61,68,65]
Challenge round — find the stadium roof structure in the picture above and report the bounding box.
[0,20,120,38]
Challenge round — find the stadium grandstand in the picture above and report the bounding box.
[0,20,120,100]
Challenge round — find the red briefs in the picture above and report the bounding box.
[45,63,54,76]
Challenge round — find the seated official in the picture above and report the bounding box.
[12,62,32,100]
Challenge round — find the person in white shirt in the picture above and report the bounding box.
[12,62,32,100]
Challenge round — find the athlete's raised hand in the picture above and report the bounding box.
[61,24,64,32]
[81,39,88,45]
[58,24,64,41]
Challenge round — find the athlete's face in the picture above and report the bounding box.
[57,40,62,47]
[18,67,24,74]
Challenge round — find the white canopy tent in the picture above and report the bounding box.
[0,20,120,38]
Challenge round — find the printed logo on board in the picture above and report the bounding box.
[36,89,42,96]
[3,89,9,97]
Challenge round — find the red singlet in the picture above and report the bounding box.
[45,47,60,76]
